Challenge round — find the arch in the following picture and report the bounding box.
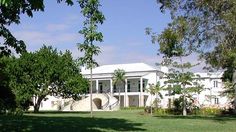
[93,98,102,109]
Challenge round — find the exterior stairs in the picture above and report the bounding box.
[62,93,119,111]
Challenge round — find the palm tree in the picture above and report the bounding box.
[147,82,164,115]
[112,69,126,106]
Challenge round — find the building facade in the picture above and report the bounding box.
[33,63,230,111]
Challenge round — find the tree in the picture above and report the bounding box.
[147,82,164,115]
[0,0,74,57]
[0,57,16,113]
[77,0,105,117]
[146,17,203,116]
[155,0,236,112]
[112,69,126,107]
[9,45,88,112]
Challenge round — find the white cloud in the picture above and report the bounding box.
[46,24,69,31]
[13,30,80,50]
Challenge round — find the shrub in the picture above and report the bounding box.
[152,107,222,116]
[121,106,145,110]
[196,108,221,116]
[144,106,155,113]
[221,108,235,115]
[155,108,170,115]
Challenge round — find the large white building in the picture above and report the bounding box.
[33,63,230,111]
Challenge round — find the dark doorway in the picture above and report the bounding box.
[93,98,102,109]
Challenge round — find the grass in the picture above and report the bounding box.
[0,110,236,132]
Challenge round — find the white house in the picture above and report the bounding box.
[33,63,230,111]
[81,63,163,108]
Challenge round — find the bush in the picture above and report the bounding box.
[144,106,155,113]
[121,106,145,110]
[152,107,222,116]
[221,108,235,115]
[195,108,221,116]
[13,108,24,116]
[155,108,173,116]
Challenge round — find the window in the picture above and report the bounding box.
[138,81,140,92]
[213,81,218,88]
[214,98,219,104]
[138,80,145,92]
[127,81,131,92]
[113,85,116,92]
[41,102,43,108]
[143,80,145,92]
[99,82,103,93]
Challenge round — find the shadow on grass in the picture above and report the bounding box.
[153,115,236,123]
[25,111,90,114]
[0,114,145,132]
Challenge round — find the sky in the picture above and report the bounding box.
[9,0,206,72]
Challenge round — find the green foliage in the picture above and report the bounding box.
[147,82,164,110]
[78,0,105,69]
[172,96,197,115]
[154,107,222,116]
[195,108,221,116]
[113,69,126,85]
[9,45,88,112]
[147,82,163,97]
[221,81,235,103]
[0,57,16,113]
[156,0,236,111]
[77,0,105,117]
[157,0,236,52]
[112,69,126,106]
[147,15,204,116]
[121,107,145,110]
[0,0,73,57]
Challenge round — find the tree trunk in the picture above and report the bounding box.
[90,68,93,117]
[233,69,236,113]
[156,93,158,108]
[150,95,153,115]
[119,86,121,106]
[34,96,44,113]
[183,94,187,116]
[180,56,187,116]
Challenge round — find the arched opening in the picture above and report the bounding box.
[93,98,102,109]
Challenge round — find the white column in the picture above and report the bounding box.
[96,80,99,93]
[110,79,113,96]
[140,77,144,107]
[124,78,128,107]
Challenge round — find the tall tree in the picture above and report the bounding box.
[112,69,126,107]
[77,0,105,117]
[0,0,74,57]
[155,0,236,112]
[146,17,203,116]
[9,45,88,112]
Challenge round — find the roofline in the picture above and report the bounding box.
[82,69,161,75]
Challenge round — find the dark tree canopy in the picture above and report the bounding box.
[156,0,236,63]
[155,0,236,110]
[9,45,88,112]
[0,57,16,113]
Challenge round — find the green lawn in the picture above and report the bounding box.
[0,110,236,132]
